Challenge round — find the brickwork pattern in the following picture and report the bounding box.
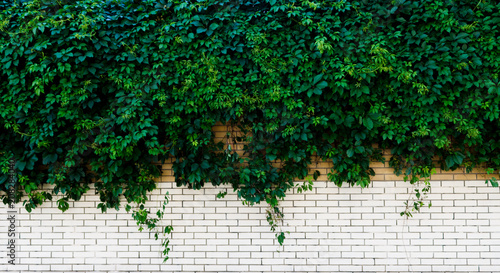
[1,124,500,272]
[1,178,499,272]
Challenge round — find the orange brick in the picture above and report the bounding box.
[211,123,227,131]
[372,168,396,175]
[316,162,333,168]
[430,174,455,180]
[162,175,176,182]
[384,174,405,181]
[214,131,229,138]
[158,122,500,185]
[433,168,442,174]
[235,144,245,151]
[312,168,328,176]
[477,173,500,180]
[371,174,386,181]
[454,174,477,180]
[441,168,465,174]
[271,163,282,168]
[315,174,329,181]
[369,162,385,168]
[473,168,488,173]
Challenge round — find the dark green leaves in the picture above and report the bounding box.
[344,116,355,127]
[317,81,328,90]
[1,0,500,260]
[313,74,323,85]
[445,153,465,169]
[363,117,373,130]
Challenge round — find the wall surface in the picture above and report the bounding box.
[1,172,500,272]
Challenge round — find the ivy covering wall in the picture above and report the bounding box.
[1,0,500,257]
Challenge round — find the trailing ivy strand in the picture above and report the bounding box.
[1,0,500,259]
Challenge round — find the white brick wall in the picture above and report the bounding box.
[1,180,500,272]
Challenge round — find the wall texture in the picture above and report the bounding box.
[2,124,500,272]
[1,168,500,272]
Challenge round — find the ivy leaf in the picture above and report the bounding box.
[316,81,328,90]
[344,116,355,127]
[200,161,210,169]
[16,161,26,171]
[267,154,277,161]
[43,154,58,164]
[313,170,320,180]
[363,117,373,130]
[313,74,323,85]
[346,149,354,158]
[209,23,219,30]
[453,153,465,165]
[490,179,499,187]
[445,156,455,168]
[355,146,365,154]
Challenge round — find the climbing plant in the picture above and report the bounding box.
[1,0,500,259]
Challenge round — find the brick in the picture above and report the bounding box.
[249,265,272,271]
[28,265,51,271]
[227,265,249,271]
[317,265,340,271]
[456,265,480,271]
[9,166,500,272]
[339,265,363,271]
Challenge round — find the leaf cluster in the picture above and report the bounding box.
[1,0,500,255]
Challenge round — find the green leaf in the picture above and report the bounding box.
[313,74,323,85]
[200,161,210,169]
[363,117,373,130]
[445,156,454,168]
[16,161,26,171]
[344,116,355,127]
[316,81,328,90]
[43,154,58,164]
[209,23,219,30]
[453,153,465,165]
[490,179,499,187]
[355,146,365,154]
[267,154,277,161]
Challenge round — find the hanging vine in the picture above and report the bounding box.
[1,0,500,260]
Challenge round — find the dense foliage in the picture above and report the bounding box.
[1,0,500,257]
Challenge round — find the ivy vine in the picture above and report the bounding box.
[1,0,500,260]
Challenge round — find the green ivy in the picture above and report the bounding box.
[1,0,500,259]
